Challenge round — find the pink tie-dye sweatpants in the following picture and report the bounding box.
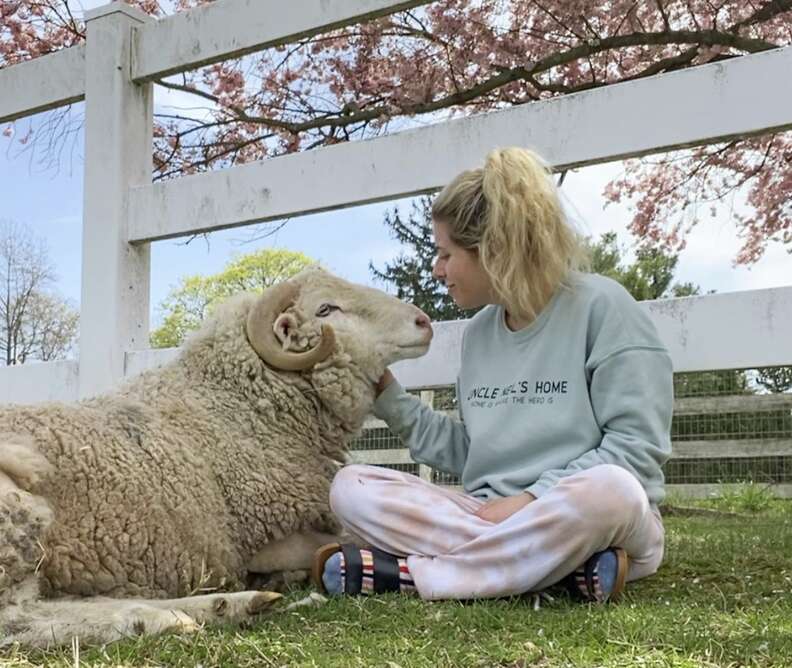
[329,463,664,600]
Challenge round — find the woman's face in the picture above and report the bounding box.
[432,219,496,310]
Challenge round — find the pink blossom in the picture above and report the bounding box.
[2,0,790,263]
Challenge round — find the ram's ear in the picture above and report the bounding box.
[273,312,298,350]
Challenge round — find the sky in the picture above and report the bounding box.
[1,0,790,332]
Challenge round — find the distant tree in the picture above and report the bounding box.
[370,196,479,321]
[17,291,80,362]
[372,202,705,318]
[150,248,313,348]
[0,220,79,365]
[587,231,703,300]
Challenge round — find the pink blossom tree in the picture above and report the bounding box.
[2,0,790,263]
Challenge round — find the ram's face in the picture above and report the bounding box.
[245,267,432,376]
[296,269,433,368]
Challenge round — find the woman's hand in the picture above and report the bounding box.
[375,368,395,397]
[474,492,536,523]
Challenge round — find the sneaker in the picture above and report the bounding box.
[567,547,628,603]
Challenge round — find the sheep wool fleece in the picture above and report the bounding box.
[0,293,352,600]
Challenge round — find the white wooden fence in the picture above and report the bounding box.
[1,1,791,496]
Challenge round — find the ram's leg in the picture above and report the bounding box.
[142,589,284,624]
[247,530,343,573]
[246,530,352,590]
[0,590,286,649]
[0,594,200,649]
[146,589,327,621]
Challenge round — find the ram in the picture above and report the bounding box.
[0,267,433,647]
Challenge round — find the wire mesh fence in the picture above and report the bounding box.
[351,427,402,451]
[672,410,792,441]
[349,366,792,495]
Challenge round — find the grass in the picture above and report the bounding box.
[700,482,777,515]
[4,492,792,667]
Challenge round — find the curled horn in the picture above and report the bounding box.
[246,281,336,371]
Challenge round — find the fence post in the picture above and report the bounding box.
[79,3,152,398]
[418,390,435,482]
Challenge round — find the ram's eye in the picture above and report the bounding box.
[316,303,340,317]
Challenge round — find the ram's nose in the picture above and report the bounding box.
[415,311,433,342]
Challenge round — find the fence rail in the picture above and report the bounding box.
[673,394,792,415]
[0,45,85,123]
[127,47,792,243]
[132,0,434,81]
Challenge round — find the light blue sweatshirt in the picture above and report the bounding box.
[373,272,674,506]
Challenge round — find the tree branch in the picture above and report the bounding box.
[729,0,792,33]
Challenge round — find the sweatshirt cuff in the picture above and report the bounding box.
[372,379,408,421]
[525,476,556,500]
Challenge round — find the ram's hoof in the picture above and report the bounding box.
[246,591,283,615]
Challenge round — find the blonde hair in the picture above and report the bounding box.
[432,147,588,321]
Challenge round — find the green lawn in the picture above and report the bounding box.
[5,488,792,667]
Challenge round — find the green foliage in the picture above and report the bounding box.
[150,249,313,348]
[586,231,703,301]
[703,482,776,514]
[756,366,792,394]
[370,196,480,321]
[673,370,753,398]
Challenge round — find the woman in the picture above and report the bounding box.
[313,147,673,602]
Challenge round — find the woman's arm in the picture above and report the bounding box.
[373,373,470,476]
